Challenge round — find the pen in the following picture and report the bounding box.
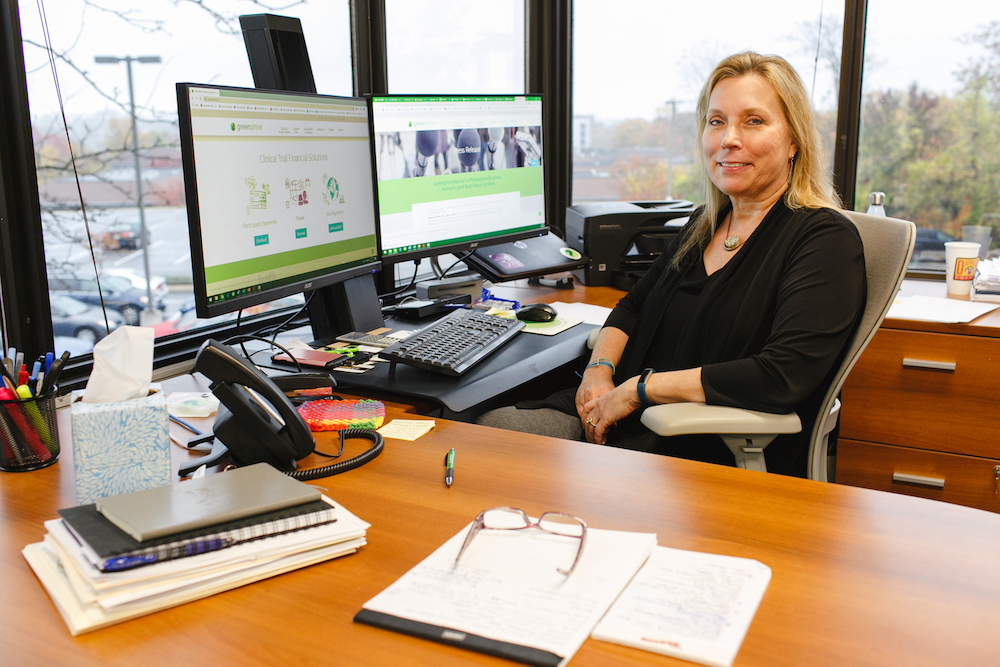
[103,536,235,572]
[444,448,455,487]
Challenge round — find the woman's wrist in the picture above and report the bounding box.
[584,357,615,375]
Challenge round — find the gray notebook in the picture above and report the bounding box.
[95,464,321,541]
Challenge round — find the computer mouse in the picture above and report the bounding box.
[515,303,558,322]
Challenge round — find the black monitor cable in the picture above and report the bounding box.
[378,258,422,300]
[250,292,316,342]
[219,334,303,374]
[437,251,475,280]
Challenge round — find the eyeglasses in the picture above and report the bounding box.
[454,507,588,576]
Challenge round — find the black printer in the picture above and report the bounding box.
[564,200,695,289]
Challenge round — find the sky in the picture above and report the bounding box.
[17,0,996,129]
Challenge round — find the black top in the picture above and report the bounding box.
[600,199,866,476]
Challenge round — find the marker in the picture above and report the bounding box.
[43,352,54,374]
[444,448,455,487]
[39,350,71,396]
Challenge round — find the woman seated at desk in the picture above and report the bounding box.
[478,51,865,477]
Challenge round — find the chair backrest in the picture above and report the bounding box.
[806,210,916,480]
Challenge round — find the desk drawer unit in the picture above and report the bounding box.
[838,327,1000,511]
[838,439,1000,512]
[840,328,999,458]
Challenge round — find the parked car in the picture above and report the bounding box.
[913,228,955,260]
[54,336,94,358]
[101,221,150,250]
[151,296,304,338]
[48,271,163,325]
[50,294,123,343]
[102,268,170,305]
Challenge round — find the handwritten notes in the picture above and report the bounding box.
[591,546,771,667]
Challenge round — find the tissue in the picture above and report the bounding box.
[83,326,153,403]
[72,326,169,504]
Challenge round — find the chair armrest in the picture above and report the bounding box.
[640,403,801,437]
[640,403,801,473]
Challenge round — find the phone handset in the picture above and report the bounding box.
[179,340,383,479]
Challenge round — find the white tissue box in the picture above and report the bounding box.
[70,384,171,505]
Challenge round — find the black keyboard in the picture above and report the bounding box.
[379,309,525,376]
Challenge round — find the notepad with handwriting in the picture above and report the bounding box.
[356,519,657,667]
[590,546,771,667]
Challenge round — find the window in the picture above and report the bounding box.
[856,2,1000,271]
[572,0,844,207]
[384,0,524,94]
[18,0,352,359]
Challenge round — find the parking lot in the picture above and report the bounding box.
[43,205,194,320]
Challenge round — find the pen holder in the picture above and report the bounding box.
[0,389,60,472]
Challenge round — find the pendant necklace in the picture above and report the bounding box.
[724,214,741,251]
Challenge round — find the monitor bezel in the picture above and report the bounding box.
[177,82,383,320]
[368,93,548,265]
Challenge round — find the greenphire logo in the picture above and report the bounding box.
[231,122,236,131]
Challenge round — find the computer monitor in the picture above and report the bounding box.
[370,95,547,264]
[177,83,381,321]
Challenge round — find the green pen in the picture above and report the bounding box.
[444,448,455,487]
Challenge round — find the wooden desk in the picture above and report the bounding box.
[4,381,1000,666]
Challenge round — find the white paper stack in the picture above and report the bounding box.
[23,495,369,635]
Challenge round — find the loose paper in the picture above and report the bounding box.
[591,546,771,667]
[886,295,999,323]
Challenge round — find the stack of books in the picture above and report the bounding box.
[23,464,370,635]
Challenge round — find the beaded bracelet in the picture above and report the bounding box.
[585,358,616,374]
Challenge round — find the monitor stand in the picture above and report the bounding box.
[306,273,385,344]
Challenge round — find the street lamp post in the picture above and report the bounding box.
[663,99,678,201]
[94,55,161,323]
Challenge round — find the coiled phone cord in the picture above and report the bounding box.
[285,428,384,481]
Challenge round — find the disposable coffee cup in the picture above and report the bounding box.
[944,241,980,297]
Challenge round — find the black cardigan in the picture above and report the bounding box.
[603,199,866,476]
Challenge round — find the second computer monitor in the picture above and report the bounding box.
[370,95,547,262]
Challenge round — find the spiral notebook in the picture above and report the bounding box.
[59,498,337,571]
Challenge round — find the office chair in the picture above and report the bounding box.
[613,211,915,481]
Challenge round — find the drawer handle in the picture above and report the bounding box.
[902,358,956,372]
[892,472,945,488]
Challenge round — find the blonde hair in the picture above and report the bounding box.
[672,51,840,270]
